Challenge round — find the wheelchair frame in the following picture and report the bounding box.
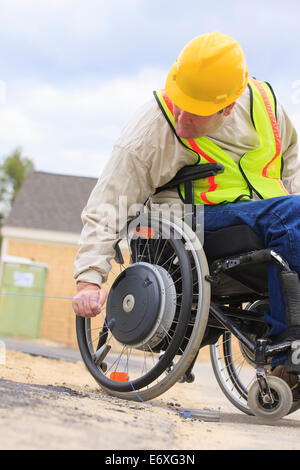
[177,164,300,418]
[208,249,293,366]
[159,163,297,373]
[76,163,300,421]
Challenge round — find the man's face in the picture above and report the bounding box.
[173,102,235,139]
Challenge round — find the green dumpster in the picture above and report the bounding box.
[0,256,48,338]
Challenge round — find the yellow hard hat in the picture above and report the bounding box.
[165,32,248,116]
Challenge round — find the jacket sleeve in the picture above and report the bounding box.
[278,102,300,195]
[74,145,155,287]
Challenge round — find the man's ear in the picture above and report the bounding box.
[224,102,236,117]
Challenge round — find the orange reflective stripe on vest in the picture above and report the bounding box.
[251,79,288,194]
[159,90,219,205]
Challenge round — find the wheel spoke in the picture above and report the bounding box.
[77,216,202,401]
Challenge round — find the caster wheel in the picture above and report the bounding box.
[248,376,293,422]
[177,376,185,383]
[288,386,300,415]
[177,372,195,384]
[186,373,195,383]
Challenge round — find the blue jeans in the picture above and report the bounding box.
[203,195,300,365]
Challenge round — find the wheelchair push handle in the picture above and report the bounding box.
[155,163,224,194]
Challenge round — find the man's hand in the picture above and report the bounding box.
[72,281,107,317]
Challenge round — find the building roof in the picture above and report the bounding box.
[3,171,97,234]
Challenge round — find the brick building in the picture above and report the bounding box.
[0,171,98,348]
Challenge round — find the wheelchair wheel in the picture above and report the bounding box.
[248,376,293,421]
[76,213,210,401]
[289,398,300,415]
[209,299,269,416]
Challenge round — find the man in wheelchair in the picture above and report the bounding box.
[73,32,300,420]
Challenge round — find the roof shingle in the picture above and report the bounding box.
[3,171,97,234]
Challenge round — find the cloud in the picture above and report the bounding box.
[57,148,108,177]
[25,67,166,117]
[1,60,299,178]
[0,66,167,176]
[2,0,297,87]
[0,0,299,178]
[0,107,44,144]
[0,0,139,59]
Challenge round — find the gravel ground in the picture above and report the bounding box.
[0,348,300,450]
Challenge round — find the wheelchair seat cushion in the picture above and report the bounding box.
[204,224,268,297]
[204,224,265,261]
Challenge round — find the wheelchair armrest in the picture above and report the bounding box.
[154,163,224,195]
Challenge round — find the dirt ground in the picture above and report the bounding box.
[0,348,300,450]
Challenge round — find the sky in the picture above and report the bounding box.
[0,0,300,178]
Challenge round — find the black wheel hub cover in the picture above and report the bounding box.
[106,264,162,345]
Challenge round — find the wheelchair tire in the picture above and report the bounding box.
[288,399,300,415]
[76,213,210,402]
[248,376,293,422]
[209,298,300,417]
[210,331,253,416]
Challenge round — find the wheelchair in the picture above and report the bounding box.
[76,163,300,422]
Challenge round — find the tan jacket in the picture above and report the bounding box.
[74,87,300,287]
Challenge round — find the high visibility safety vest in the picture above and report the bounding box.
[154,78,289,205]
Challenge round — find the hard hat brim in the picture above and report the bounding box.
[165,62,248,116]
